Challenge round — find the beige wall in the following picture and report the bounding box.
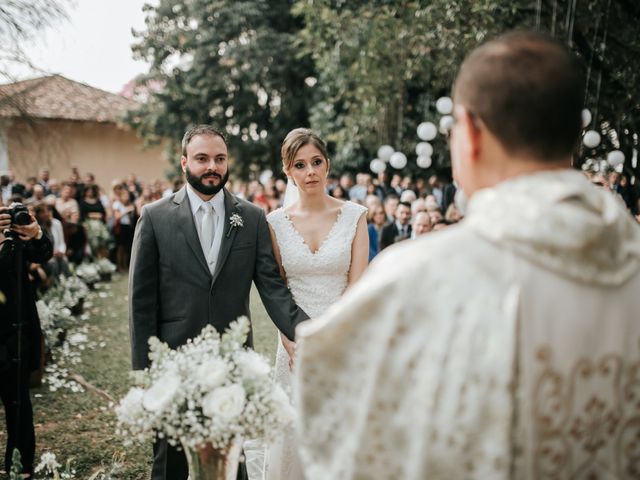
[6,118,169,188]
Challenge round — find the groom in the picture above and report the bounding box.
[128,124,308,480]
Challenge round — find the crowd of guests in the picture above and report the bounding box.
[225,170,462,261]
[0,168,181,287]
[3,164,638,282]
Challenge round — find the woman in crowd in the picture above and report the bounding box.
[367,203,387,261]
[80,184,106,223]
[112,189,137,272]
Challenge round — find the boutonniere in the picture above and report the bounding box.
[226,213,244,238]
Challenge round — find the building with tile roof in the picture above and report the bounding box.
[0,74,168,187]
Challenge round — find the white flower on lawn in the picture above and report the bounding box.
[68,332,88,346]
[202,384,245,420]
[35,451,61,473]
[235,350,270,379]
[196,358,229,389]
[143,371,181,413]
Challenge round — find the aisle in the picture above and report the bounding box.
[0,273,278,478]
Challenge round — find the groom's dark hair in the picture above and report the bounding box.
[181,124,228,156]
[453,31,584,162]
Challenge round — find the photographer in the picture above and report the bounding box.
[0,204,53,477]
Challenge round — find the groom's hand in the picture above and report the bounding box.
[280,332,297,371]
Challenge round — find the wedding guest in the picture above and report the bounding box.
[295,31,640,479]
[80,184,106,222]
[367,204,387,261]
[34,203,70,279]
[379,201,411,250]
[112,189,137,271]
[411,211,432,238]
[364,194,381,213]
[37,168,51,195]
[445,203,463,224]
[62,210,88,265]
[383,193,399,223]
[55,182,80,219]
[330,184,348,200]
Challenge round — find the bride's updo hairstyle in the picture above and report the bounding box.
[281,128,330,176]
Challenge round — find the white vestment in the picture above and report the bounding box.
[295,170,640,479]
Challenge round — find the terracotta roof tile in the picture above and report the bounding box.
[0,74,136,123]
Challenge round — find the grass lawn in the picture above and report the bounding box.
[0,273,278,478]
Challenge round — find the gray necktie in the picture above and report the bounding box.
[200,202,215,260]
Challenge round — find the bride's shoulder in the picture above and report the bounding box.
[341,200,368,218]
[266,206,286,225]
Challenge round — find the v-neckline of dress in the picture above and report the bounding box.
[283,203,347,256]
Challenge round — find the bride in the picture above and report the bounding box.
[247,128,369,480]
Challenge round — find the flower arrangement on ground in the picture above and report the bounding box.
[115,317,294,453]
[74,262,101,286]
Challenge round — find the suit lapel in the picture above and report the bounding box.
[174,186,211,276]
[211,189,241,286]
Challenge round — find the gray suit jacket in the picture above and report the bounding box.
[128,186,308,370]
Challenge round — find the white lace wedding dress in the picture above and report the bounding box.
[246,200,366,480]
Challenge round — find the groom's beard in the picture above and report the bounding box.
[186,167,229,196]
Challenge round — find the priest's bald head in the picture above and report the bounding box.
[450,31,584,197]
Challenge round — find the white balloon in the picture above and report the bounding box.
[607,150,625,167]
[259,169,273,185]
[377,145,395,162]
[583,130,601,149]
[415,142,433,157]
[417,155,432,169]
[581,109,592,129]
[436,96,453,115]
[389,152,408,169]
[417,122,437,141]
[369,158,386,174]
[439,115,454,134]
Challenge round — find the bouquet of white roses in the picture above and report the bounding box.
[115,317,294,450]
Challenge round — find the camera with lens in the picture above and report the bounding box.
[8,202,31,226]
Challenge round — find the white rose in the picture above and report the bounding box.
[142,371,181,413]
[202,384,245,420]
[235,350,270,379]
[196,358,229,390]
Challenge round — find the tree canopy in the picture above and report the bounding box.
[128,0,640,179]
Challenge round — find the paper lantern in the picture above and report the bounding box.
[369,158,386,173]
[583,130,601,149]
[436,96,453,115]
[377,145,394,162]
[417,122,437,141]
[581,109,592,129]
[389,152,408,169]
[607,150,625,167]
[439,115,454,134]
[415,142,433,157]
[416,155,432,169]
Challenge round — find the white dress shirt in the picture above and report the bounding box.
[186,184,225,273]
